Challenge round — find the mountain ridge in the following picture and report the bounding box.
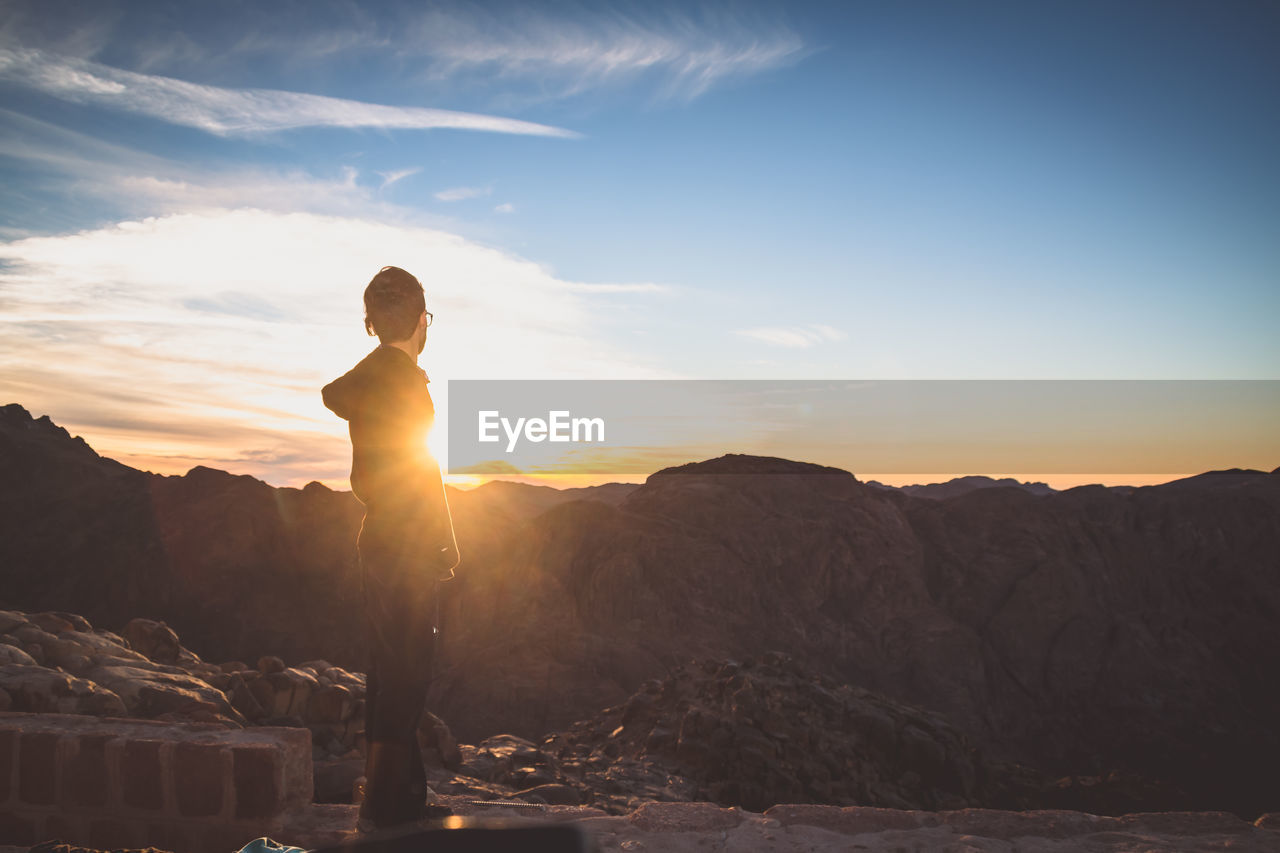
[2,403,1278,817]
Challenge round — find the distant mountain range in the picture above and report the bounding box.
[866,475,1059,499]
[2,403,1278,818]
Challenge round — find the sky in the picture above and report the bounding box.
[0,0,1276,489]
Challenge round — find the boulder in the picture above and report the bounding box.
[247,671,277,710]
[464,734,564,789]
[0,644,37,666]
[514,783,583,805]
[65,630,150,661]
[323,666,366,692]
[307,684,353,724]
[0,610,30,634]
[417,711,462,770]
[0,663,126,716]
[226,672,266,720]
[258,655,286,674]
[266,667,319,717]
[122,618,182,663]
[29,612,78,633]
[83,663,244,724]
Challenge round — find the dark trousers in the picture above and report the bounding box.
[358,511,440,755]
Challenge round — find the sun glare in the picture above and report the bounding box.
[426,422,447,468]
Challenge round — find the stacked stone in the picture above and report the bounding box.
[218,655,366,760]
[0,713,312,853]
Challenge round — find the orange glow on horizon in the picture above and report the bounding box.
[104,445,1207,495]
[445,471,1197,492]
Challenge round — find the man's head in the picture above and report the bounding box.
[363,266,427,352]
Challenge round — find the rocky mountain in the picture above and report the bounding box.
[443,453,1280,815]
[866,475,1057,499]
[2,405,1278,818]
[462,479,639,521]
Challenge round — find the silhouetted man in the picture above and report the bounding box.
[322,265,460,830]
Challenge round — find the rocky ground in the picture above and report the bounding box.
[4,803,1280,853]
[281,800,1280,853]
[428,653,1191,818]
[3,605,1280,851]
[0,607,1204,823]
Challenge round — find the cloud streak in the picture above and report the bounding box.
[2,1,807,105]
[434,185,491,202]
[562,281,670,294]
[0,46,579,138]
[377,167,420,189]
[399,5,810,102]
[0,109,469,228]
[734,324,847,348]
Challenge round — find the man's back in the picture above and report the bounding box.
[323,345,433,505]
[323,344,458,581]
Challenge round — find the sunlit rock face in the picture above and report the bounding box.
[2,405,1279,818]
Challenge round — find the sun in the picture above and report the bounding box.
[425,421,447,467]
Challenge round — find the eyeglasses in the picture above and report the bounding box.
[425,310,433,327]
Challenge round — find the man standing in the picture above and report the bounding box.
[322,266,460,830]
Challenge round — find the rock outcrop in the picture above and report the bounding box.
[0,608,379,763]
[541,652,1038,814]
[434,455,1280,818]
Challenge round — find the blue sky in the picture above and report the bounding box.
[0,0,1276,485]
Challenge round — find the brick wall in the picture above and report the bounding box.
[0,713,313,853]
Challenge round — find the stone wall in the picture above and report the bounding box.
[0,713,312,853]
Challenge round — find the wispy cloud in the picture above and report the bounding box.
[563,281,670,294]
[0,108,411,225]
[494,203,515,214]
[735,324,847,348]
[434,185,491,202]
[396,5,809,102]
[377,167,420,189]
[0,46,579,137]
[116,2,809,105]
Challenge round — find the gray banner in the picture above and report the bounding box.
[442,380,1280,476]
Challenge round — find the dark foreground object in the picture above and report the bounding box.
[313,816,594,853]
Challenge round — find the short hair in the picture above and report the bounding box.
[363,266,425,343]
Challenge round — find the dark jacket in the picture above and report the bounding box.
[322,345,458,581]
